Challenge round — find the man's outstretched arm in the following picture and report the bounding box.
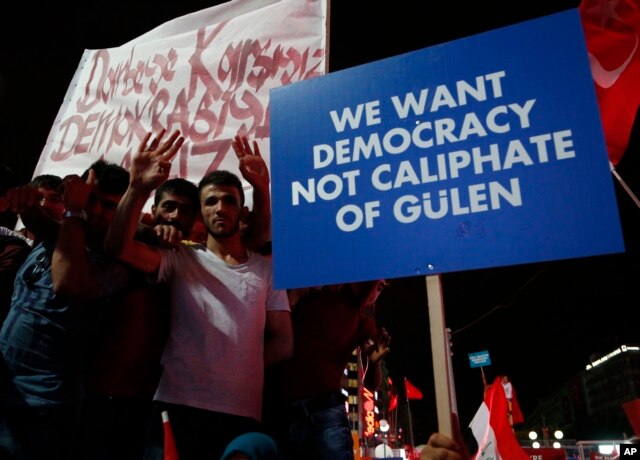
[105,129,184,274]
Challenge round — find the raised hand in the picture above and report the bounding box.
[153,224,184,248]
[130,129,184,192]
[1,184,41,214]
[61,170,95,212]
[231,135,270,189]
[363,327,391,364]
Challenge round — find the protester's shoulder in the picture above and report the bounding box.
[247,250,275,269]
[178,241,211,257]
[156,240,206,256]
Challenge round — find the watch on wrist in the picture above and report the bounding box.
[63,210,87,220]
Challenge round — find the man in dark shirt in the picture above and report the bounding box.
[0,231,31,323]
[0,160,130,460]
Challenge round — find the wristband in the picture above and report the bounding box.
[63,210,87,221]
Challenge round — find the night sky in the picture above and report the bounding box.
[2,0,638,443]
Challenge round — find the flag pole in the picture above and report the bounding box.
[394,399,398,446]
[405,382,415,449]
[611,162,640,209]
[426,274,455,437]
[481,366,489,394]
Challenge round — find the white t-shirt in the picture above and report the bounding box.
[155,243,289,421]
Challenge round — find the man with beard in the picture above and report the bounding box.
[104,130,292,460]
[78,151,273,459]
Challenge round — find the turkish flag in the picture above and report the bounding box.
[580,0,640,166]
[388,394,399,411]
[469,377,529,460]
[162,411,180,460]
[623,398,640,436]
[404,377,423,400]
[510,385,525,425]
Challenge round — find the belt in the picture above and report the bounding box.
[287,391,347,419]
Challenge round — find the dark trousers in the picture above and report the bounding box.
[0,403,79,460]
[73,394,153,460]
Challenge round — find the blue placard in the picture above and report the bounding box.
[270,9,624,289]
[468,351,491,368]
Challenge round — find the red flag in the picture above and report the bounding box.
[580,0,640,166]
[388,394,398,412]
[404,377,423,400]
[469,377,529,460]
[623,398,640,436]
[510,385,525,425]
[162,411,180,460]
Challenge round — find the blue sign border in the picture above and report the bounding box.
[270,9,624,289]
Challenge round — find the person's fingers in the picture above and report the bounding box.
[157,130,181,155]
[241,136,252,154]
[148,129,168,152]
[420,445,459,460]
[232,135,245,159]
[165,136,184,163]
[427,432,459,451]
[138,129,177,155]
[15,187,35,211]
[85,168,97,187]
[251,140,262,157]
[138,131,153,153]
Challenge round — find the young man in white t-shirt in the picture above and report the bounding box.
[105,129,292,460]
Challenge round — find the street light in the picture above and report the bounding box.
[553,429,564,447]
[527,427,563,448]
[552,429,564,448]
[376,420,392,458]
[379,419,390,433]
[528,430,541,448]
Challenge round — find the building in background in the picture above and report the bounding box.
[523,344,640,446]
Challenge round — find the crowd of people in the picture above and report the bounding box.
[0,130,470,460]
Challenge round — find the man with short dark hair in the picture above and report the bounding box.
[105,130,292,460]
[30,175,64,217]
[0,160,130,459]
[151,178,201,236]
[77,176,201,460]
[12,174,64,245]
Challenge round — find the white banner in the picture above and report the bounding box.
[34,0,327,210]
